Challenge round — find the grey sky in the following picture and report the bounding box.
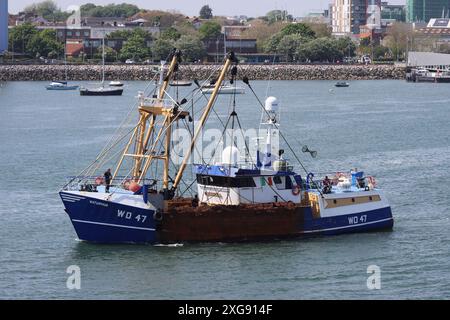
[8,0,406,17]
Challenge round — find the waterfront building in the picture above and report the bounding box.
[203,26,257,62]
[408,51,450,69]
[331,0,382,36]
[381,2,406,21]
[0,0,7,54]
[407,0,450,23]
[413,18,450,51]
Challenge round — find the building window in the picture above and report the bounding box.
[84,31,89,37]
[67,31,72,36]
[76,31,81,37]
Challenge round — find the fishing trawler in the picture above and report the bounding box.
[59,50,394,244]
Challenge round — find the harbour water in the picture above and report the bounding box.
[0,80,449,299]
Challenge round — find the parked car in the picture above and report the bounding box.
[125,59,135,64]
[360,55,372,64]
[343,57,355,64]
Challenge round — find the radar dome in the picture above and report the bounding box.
[265,96,279,113]
[222,146,240,165]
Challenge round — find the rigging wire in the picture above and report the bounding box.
[243,78,324,197]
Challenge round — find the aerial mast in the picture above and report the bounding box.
[172,52,238,191]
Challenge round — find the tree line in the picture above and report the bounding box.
[9,1,420,63]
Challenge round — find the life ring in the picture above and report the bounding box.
[95,176,104,186]
[292,185,301,196]
[153,211,163,221]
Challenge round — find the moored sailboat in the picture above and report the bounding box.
[47,81,79,90]
[46,46,78,90]
[60,50,393,244]
[79,37,123,96]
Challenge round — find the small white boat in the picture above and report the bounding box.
[335,81,350,87]
[170,80,192,87]
[201,84,245,94]
[109,81,124,87]
[46,81,79,90]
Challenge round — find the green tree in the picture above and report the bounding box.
[8,23,38,54]
[264,23,316,53]
[94,46,118,62]
[198,21,221,40]
[27,29,64,58]
[80,3,140,18]
[336,37,356,57]
[280,24,316,39]
[106,30,133,40]
[264,10,293,23]
[297,38,342,62]
[119,35,150,61]
[264,33,284,53]
[199,5,213,19]
[373,45,390,60]
[175,35,206,62]
[107,28,152,40]
[160,27,181,41]
[24,0,69,22]
[276,34,307,62]
[151,39,175,61]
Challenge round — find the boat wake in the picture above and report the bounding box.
[153,243,184,248]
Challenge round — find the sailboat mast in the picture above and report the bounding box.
[64,40,67,81]
[172,52,236,190]
[102,35,105,85]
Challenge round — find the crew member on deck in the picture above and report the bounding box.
[322,176,331,194]
[104,169,112,193]
[192,194,199,208]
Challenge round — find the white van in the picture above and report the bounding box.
[360,55,372,64]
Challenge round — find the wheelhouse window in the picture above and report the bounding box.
[273,175,293,190]
[197,175,256,188]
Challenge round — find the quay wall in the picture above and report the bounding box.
[0,64,405,81]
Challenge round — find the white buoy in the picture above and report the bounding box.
[265,96,279,113]
[222,146,240,165]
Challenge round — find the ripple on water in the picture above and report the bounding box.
[0,80,449,299]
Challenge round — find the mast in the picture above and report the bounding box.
[64,36,68,82]
[101,35,105,86]
[111,50,182,186]
[172,52,237,191]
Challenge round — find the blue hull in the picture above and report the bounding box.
[60,192,393,244]
[303,207,393,236]
[60,192,157,244]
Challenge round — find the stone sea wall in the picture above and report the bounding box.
[0,64,405,81]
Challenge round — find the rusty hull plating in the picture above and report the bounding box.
[158,199,313,243]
